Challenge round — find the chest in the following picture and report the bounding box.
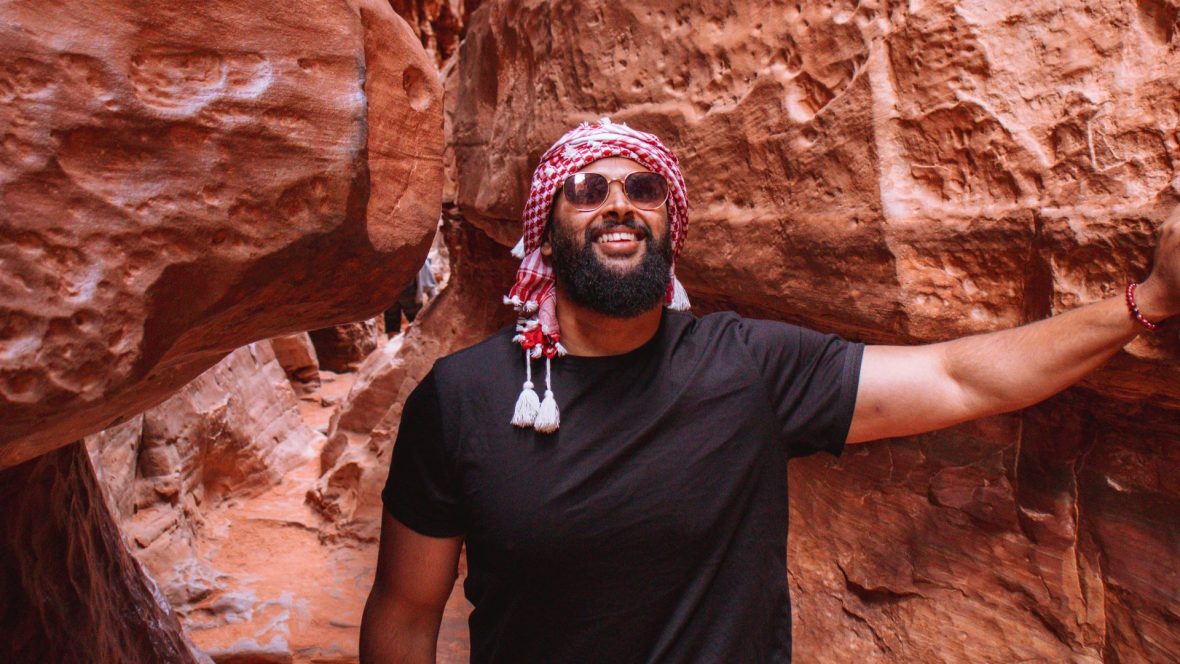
[454,356,786,569]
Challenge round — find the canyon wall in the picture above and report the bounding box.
[0,1,443,660]
[445,0,1180,661]
[9,0,1180,661]
[0,0,444,469]
[0,443,208,664]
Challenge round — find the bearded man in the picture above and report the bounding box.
[360,119,1179,663]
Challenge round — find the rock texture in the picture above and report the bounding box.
[88,328,476,662]
[309,217,517,542]
[789,393,1180,663]
[0,0,444,469]
[269,332,322,396]
[0,442,207,664]
[452,0,1179,386]
[389,0,481,65]
[443,1,1180,661]
[16,1,1180,662]
[85,341,351,661]
[86,342,320,610]
[309,316,387,374]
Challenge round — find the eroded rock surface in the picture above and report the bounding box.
[310,316,387,374]
[0,0,443,469]
[84,341,356,661]
[19,1,1180,662]
[389,0,482,65]
[310,218,517,542]
[0,442,206,664]
[86,342,320,611]
[452,0,1179,399]
[790,394,1180,663]
[445,1,1180,661]
[270,332,322,396]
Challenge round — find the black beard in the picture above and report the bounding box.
[550,217,673,318]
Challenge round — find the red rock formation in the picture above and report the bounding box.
[85,341,350,660]
[389,0,478,65]
[309,217,517,543]
[0,442,206,664]
[0,0,444,469]
[16,1,1180,661]
[269,332,322,395]
[89,329,476,661]
[309,316,387,374]
[451,0,1179,392]
[438,1,1180,661]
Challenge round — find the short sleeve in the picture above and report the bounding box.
[381,370,467,537]
[737,318,864,459]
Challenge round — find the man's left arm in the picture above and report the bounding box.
[847,209,1180,445]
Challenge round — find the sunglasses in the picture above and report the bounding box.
[562,171,669,211]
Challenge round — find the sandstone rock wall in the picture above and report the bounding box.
[452,0,1178,390]
[269,332,322,395]
[0,442,207,664]
[0,0,444,469]
[86,341,319,608]
[389,0,482,65]
[309,316,387,374]
[85,341,349,661]
[13,1,1180,661]
[444,1,1180,661]
[309,217,518,542]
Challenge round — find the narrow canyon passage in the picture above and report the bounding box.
[3,1,1180,662]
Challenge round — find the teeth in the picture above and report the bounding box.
[595,232,639,243]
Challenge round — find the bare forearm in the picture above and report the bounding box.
[850,213,1179,444]
[941,293,1150,417]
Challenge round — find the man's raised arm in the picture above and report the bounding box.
[847,208,1179,444]
[360,513,462,663]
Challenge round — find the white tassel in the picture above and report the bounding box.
[669,275,691,311]
[510,350,540,427]
[533,357,560,433]
[510,237,526,259]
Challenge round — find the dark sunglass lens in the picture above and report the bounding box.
[563,173,608,209]
[624,172,668,209]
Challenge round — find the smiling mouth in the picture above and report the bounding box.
[594,230,644,244]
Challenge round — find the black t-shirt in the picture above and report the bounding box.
[383,310,863,663]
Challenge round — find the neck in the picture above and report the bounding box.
[554,289,663,356]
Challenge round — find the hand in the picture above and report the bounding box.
[1136,205,1180,322]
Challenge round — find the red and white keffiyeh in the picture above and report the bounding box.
[505,118,691,432]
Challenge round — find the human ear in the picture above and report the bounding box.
[540,206,556,257]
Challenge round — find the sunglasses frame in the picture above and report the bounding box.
[561,171,669,212]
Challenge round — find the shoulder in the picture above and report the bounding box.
[669,310,803,344]
[665,309,741,336]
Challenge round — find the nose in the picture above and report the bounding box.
[599,178,632,217]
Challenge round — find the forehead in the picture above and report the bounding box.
[575,157,649,178]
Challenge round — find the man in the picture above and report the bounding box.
[360,119,1178,662]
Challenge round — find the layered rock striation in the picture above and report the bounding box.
[0,0,444,468]
[0,443,207,664]
[1,1,443,660]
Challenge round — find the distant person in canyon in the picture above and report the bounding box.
[360,119,1179,663]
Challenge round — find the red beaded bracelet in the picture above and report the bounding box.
[1126,282,1160,332]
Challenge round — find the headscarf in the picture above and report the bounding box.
[504,118,691,432]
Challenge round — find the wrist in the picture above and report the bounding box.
[1131,280,1176,323]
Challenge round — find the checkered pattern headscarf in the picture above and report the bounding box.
[504,118,691,433]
